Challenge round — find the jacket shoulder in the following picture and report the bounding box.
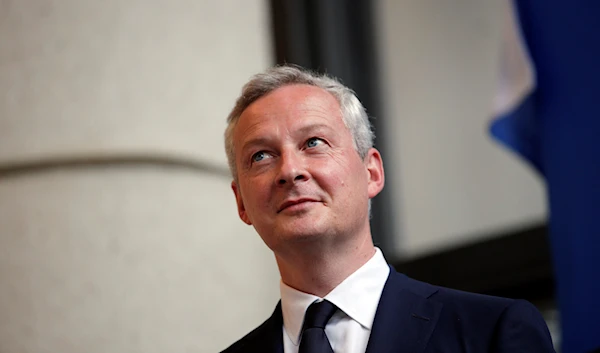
[402,275,554,350]
[433,284,515,311]
[398,272,515,313]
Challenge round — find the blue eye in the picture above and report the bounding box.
[306,138,323,148]
[252,151,270,163]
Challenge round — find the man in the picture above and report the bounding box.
[221,65,555,353]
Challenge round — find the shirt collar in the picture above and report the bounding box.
[280,248,390,345]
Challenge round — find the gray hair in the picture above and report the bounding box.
[224,65,375,180]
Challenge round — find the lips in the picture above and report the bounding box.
[277,198,318,213]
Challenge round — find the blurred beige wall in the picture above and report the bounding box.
[376,0,547,259]
[0,1,279,352]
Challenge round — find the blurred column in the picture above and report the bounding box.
[0,1,278,352]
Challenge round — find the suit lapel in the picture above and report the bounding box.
[365,268,442,353]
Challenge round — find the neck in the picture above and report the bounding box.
[275,233,376,297]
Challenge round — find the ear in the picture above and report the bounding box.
[364,148,385,199]
[231,181,252,225]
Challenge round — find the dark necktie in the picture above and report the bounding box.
[299,300,338,353]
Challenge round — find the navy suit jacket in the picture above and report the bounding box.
[221,266,555,352]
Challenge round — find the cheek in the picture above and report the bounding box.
[341,159,370,195]
[313,157,356,192]
[240,179,270,207]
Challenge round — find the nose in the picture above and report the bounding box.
[276,150,309,186]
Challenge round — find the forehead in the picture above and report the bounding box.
[248,84,340,118]
[234,84,344,139]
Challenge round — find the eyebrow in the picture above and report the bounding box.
[296,123,334,135]
[240,137,273,153]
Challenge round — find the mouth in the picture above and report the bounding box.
[277,198,319,213]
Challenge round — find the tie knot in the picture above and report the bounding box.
[302,300,338,330]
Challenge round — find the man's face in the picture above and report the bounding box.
[231,84,384,252]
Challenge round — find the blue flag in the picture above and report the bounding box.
[491,1,600,352]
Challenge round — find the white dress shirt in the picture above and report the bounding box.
[280,248,391,353]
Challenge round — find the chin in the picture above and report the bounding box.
[282,230,326,243]
[276,223,334,244]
